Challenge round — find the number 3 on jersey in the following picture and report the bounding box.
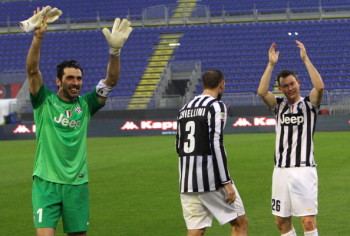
[184,121,195,153]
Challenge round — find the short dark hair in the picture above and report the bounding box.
[202,69,225,89]
[276,70,298,86]
[56,60,83,80]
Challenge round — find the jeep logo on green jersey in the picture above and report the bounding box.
[54,114,81,129]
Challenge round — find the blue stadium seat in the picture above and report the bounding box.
[0,1,350,100]
[0,0,178,26]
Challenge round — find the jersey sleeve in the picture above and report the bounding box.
[209,102,231,185]
[271,97,284,116]
[30,85,52,109]
[82,88,105,116]
[305,96,320,113]
[175,114,181,154]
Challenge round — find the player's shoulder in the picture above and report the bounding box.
[303,96,310,102]
[35,84,53,95]
[276,96,285,104]
[35,85,56,101]
[205,99,226,114]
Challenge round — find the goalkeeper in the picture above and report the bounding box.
[24,6,132,236]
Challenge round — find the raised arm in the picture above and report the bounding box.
[26,8,49,95]
[97,18,132,104]
[257,43,279,109]
[296,40,324,106]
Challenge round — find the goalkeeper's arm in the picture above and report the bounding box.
[23,6,61,95]
[96,18,132,104]
[26,12,48,96]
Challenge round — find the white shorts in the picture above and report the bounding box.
[272,167,318,217]
[180,183,246,230]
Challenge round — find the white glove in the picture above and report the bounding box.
[102,18,133,56]
[19,6,62,33]
[46,7,63,24]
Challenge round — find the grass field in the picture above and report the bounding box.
[0,131,349,235]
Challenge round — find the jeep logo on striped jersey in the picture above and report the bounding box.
[280,114,304,126]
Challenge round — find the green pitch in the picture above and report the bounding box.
[0,132,349,235]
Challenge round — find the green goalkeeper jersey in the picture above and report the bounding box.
[31,85,104,185]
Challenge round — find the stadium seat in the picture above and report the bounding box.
[0,1,350,102]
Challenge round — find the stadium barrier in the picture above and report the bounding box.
[1,3,349,33]
[1,107,349,140]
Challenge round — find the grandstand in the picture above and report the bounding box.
[0,0,350,116]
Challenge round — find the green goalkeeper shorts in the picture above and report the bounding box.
[32,176,89,233]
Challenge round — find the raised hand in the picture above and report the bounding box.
[102,18,133,56]
[269,43,279,65]
[20,6,62,33]
[19,6,51,33]
[31,8,48,39]
[46,7,63,24]
[296,40,308,62]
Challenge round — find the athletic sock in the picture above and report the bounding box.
[304,229,318,236]
[281,227,297,236]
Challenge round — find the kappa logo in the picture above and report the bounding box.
[120,121,140,130]
[233,118,252,127]
[13,125,31,133]
[232,117,276,127]
[120,120,177,130]
[12,124,36,134]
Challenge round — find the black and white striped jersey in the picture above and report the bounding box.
[176,95,231,193]
[272,96,319,168]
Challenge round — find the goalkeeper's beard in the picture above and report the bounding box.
[61,84,80,100]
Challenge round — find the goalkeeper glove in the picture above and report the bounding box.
[46,8,63,24]
[102,18,133,56]
[19,6,62,33]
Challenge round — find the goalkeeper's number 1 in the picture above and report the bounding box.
[36,208,43,223]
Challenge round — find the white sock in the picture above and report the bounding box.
[282,227,297,236]
[304,229,318,236]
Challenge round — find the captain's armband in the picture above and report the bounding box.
[96,80,113,98]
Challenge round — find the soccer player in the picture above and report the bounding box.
[176,70,248,236]
[25,8,132,236]
[257,41,324,236]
